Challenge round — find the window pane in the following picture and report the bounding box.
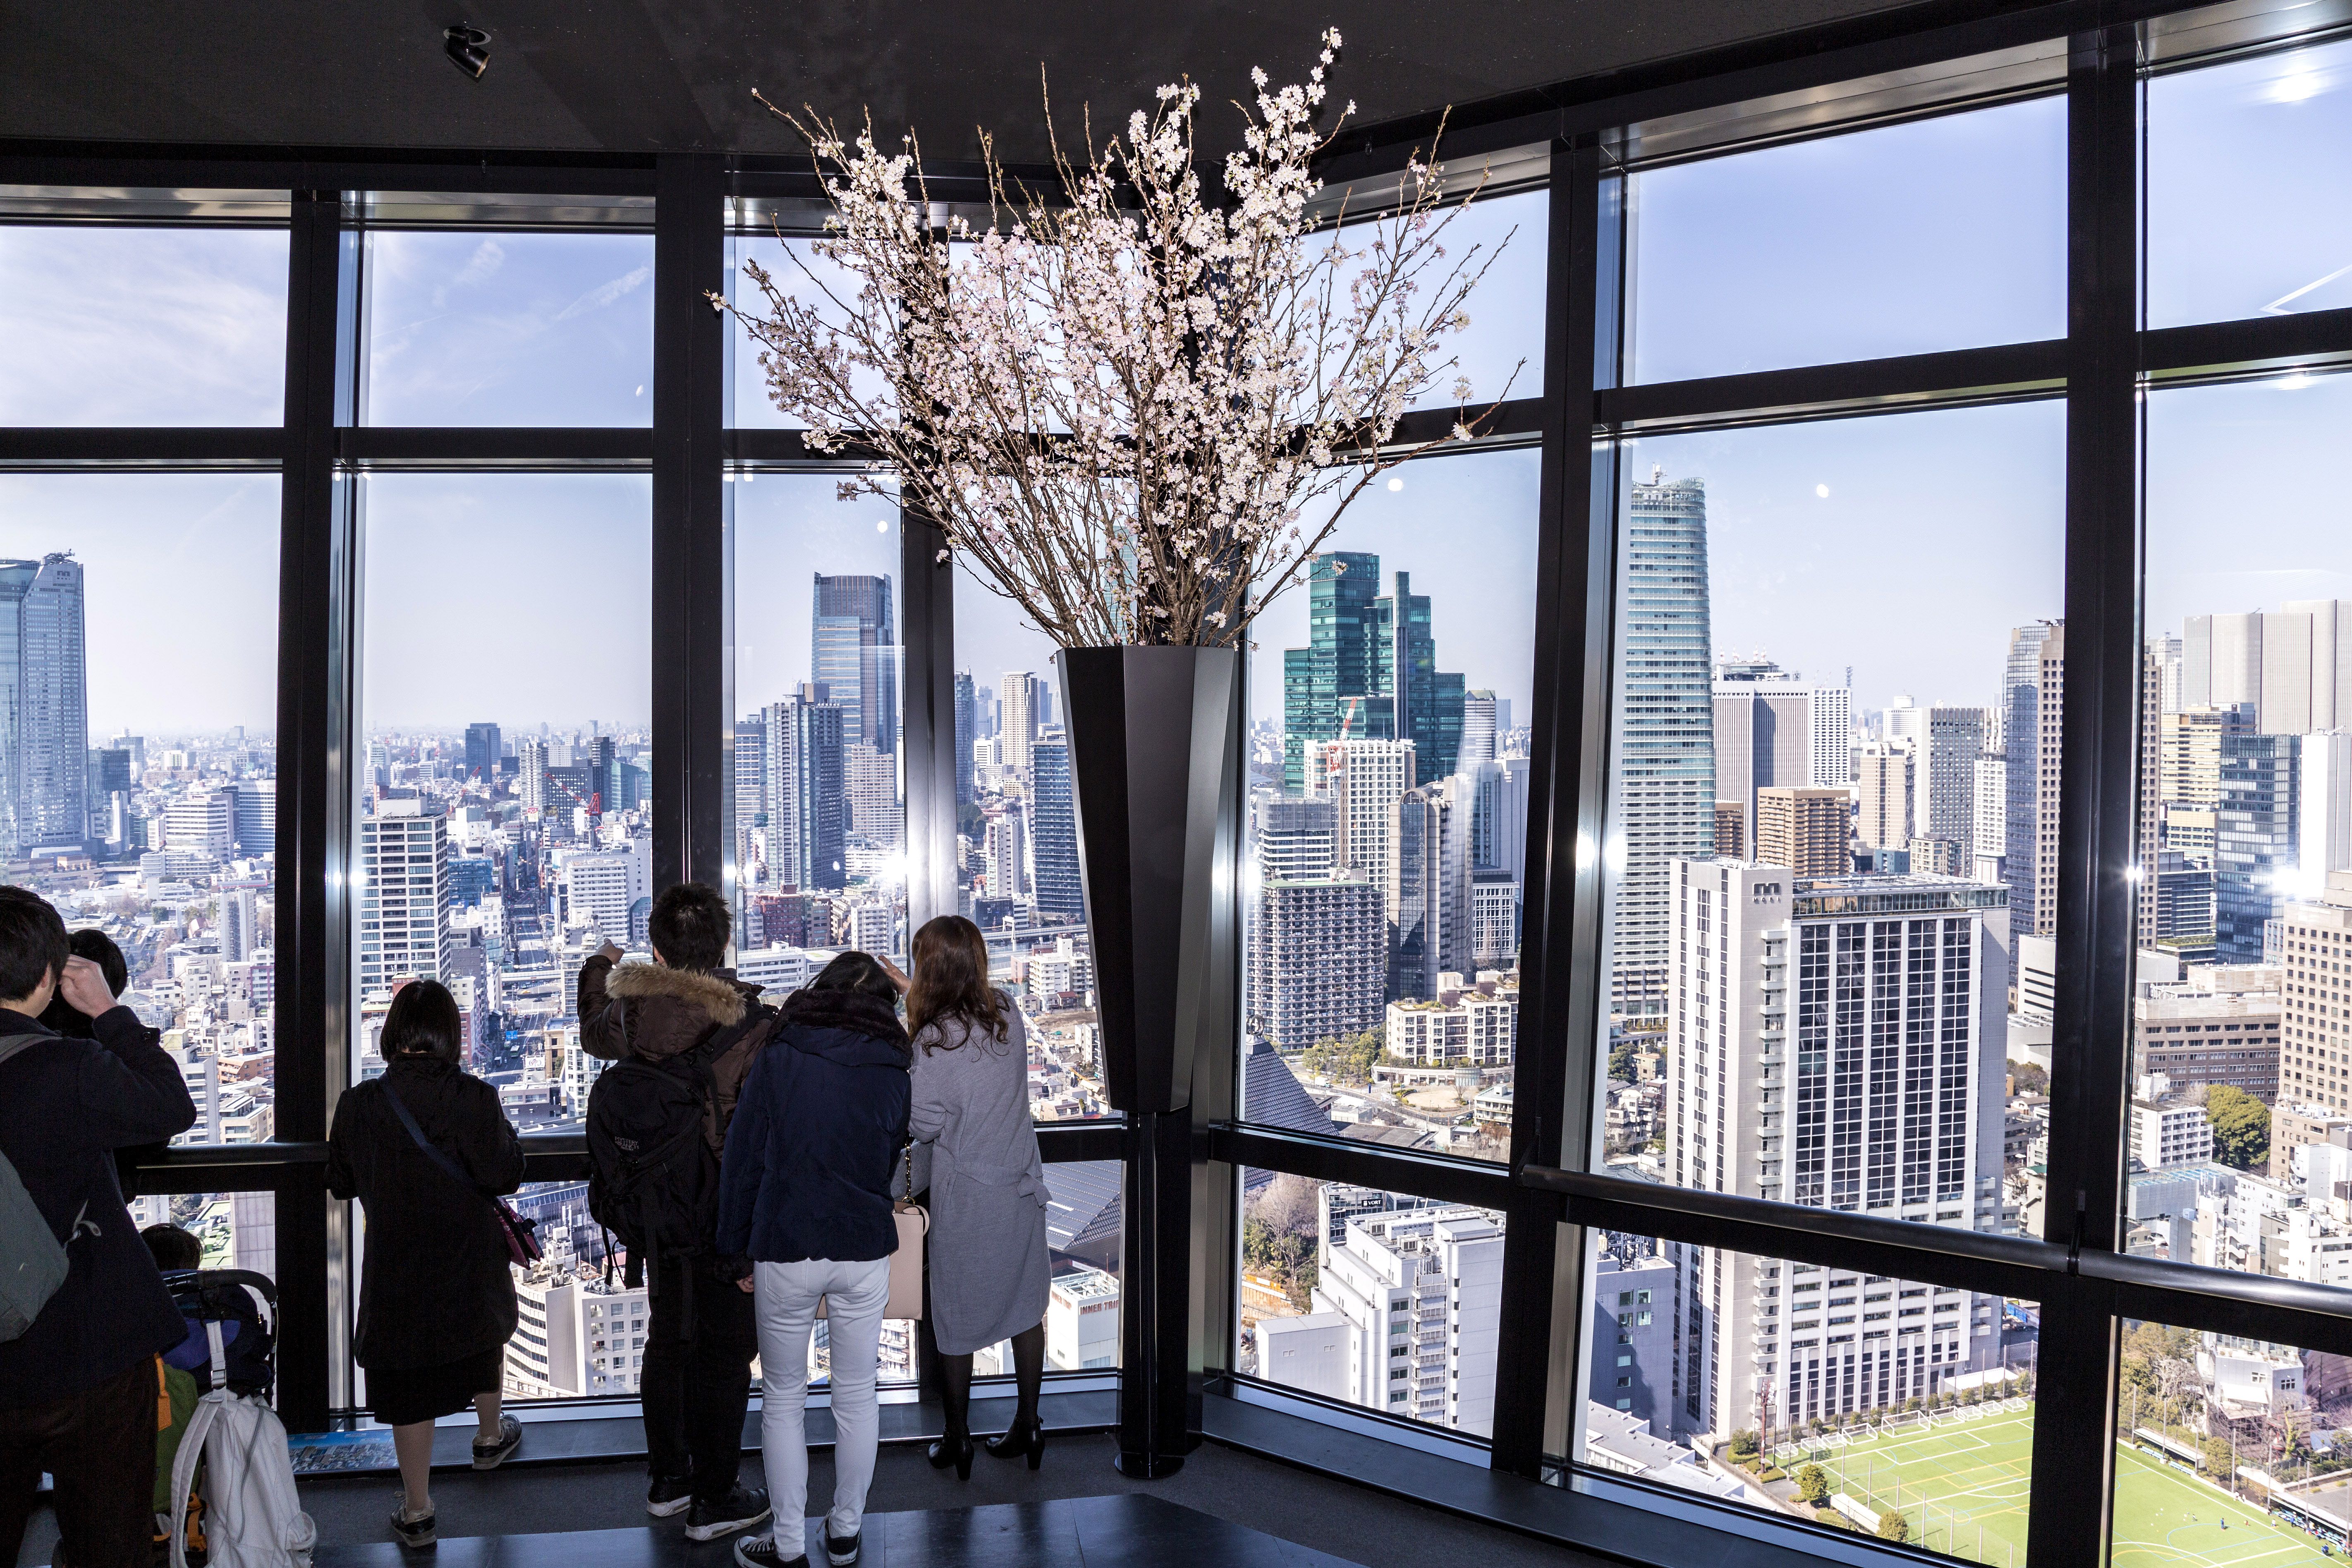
[354,473,651,1135]
[0,226,288,426]
[127,1190,277,1277]
[361,230,654,426]
[2149,38,2352,328]
[727,235,882,430]
[730,474,908,977]
[1628,100,2065,384]
[1399,188,1547,412]
[952,571,1108,1120]
[2110,1321,2336,1562]
[1241,450,1538,1163]
[1598,408,2065,1240]
[1239,1171,1505,1436]
[1566,1231,2035,1563]
[2138,374,2347,1283]
[1,474,280,1124]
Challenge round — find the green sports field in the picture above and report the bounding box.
[1785,1411,2341,1564]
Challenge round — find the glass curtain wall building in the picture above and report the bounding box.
[9,4,2352,1562]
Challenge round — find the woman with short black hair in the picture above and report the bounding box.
[326,979,528,1549]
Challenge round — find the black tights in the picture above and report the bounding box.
[938,1323,1046,1436]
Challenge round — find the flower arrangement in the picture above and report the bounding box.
[713,29,1515,649]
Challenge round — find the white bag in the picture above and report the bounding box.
[170,1322,317,1568]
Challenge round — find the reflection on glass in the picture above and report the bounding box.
[730,474,908,985]
[1598,409,2065,1254]
[0,474,281,1127]
[361,230,655,426]
[0,226,289,426]
[1576,1232,2034,1561]
[2149,37,2352,328]
[354,474,651,1135]
[2110,1321,2345,1562]
[1237,451,1539,1164]
[1628,99,2064,384]
[2135,374,2352,1290]
[952,573,1109,1121]
[1239,1171,1504,1435]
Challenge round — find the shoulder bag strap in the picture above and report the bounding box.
[0,1034,45,1073]
[377,1078,486,1197]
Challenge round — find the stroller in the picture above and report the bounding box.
[154,1270,313,1568]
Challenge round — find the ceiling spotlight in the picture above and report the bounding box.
[444,25,490,79]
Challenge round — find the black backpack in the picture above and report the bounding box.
[586,1006,772,1287]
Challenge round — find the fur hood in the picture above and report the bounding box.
[605,960,752,1029]
[778,986,910,1050]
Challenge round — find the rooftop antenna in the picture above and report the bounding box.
[1650,463,1664,484]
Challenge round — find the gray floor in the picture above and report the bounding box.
[16,1434,1609,1568]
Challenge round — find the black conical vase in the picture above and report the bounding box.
[1053,644,1243,1480]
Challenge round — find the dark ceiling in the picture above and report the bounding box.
[1,0,1921,167]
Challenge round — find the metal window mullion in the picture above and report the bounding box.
[2024,25,2141,1568]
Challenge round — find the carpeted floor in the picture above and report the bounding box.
[13,1433,1608,1568]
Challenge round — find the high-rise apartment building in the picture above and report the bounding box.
[1921,707,1987,867]
[1281,552,1469,791]
[844,742,900,847]
[2280,873,2352,1114]
[1029,737,1084,921]
[983,808,1026,901]
[1752,787,1850,878]
[520,739,550,816]
[359,799,451,995]
[1390,783,1466,1001]
[1325,738,1415,900]
[1,553,89,854]
[1610,472,1716,1013]
[564,836,651,948]
[1854,740,1914,852]
[1256,794,1337,881]
[1470,869,1519,969]
[952,670,977,808]
[464,723,502,783]
[766,685,846,891]
[167,791,235,858]
[1663,860,2009,1437]
[1310,1199,1505,1436]
[1250,875,1386,1050]
[998,672,1039,771]
[2002,622,2057,938]
[812,573,898,755]
[732,714,767,885]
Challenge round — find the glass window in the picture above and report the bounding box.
[352,472,651,1133]
[1627,100,2065,384]
[2109,1320,2330,1562]
[1241,450,1540,1164]
[127,1190,277,1276]
[1597,407,2065,1244]
[0,473,280,1120]
[726,234,883,431]
[1239,1171,1505,1436]
[2138,373,2350,1277]
[0,226,288,426]
[952,571,1107,1121]
[1567,1231,2034,1562]
[359,230,655,426]
[730,472,907,979]
[2149,37,2352,328]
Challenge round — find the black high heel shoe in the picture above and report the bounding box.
[985,1414,1046,1471]
[927,1431,975,1480]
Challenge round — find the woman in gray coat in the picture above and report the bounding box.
[902,914,1052,1476]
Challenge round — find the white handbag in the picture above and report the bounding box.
[818,1145,927,1320]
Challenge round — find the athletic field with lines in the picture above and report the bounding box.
[1782,1409,2342,1563]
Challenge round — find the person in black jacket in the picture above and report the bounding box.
[717,953,910,1568]
[326,979,528,1550]
[0,889,197,1568]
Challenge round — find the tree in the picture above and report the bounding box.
[2007,1058,2049,1096]
[2208,1085,2271,1170]
[1608,1037,1638,1083]
[1728,1429,1761,1462]
[1876,1513,1910,1544]
[2204,1436,2237,1481]
[1795,1464,1830,1504]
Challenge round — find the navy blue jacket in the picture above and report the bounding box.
[718,989,910,1265]
[0,1004,198,1408]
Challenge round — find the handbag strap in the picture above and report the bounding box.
[378,1076,489,1199]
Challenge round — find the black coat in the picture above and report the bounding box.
[0,1005,197,1409]
[717,989,911,1266]
[326,1057,526,1370]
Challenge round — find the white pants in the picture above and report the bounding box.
[754,1256,892,1543]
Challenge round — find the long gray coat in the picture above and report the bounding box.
[907,1001,1051,1355]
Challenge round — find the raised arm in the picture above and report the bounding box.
[75,1000,197,1149]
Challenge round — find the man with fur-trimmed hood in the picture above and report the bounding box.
[577,882,777,1542]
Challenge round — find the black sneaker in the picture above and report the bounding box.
[389,1499,437,1551]
[646,1473,694,1518]
[471,1415,522,1470]
[685,1485,772,1543]
[825,1531,860,1566]
[732,1534,806,1568]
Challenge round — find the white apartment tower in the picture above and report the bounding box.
[1311,1199,1506,1436]
[359,799,451,995]
[1664,859,2010,1440]
[998,672,1039,771]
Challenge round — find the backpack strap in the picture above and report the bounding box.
[0,1034,44,1073]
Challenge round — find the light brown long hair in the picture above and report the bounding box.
[906,915,1007,1053]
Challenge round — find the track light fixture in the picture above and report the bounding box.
[444,25,490,80]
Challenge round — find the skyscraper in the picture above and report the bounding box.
[1711,661,1814,834]
[1610,472,1716,1013]
[2001,622,2058,938]
[1281,553,1468,791]
[1921,707,1987,867]
[1461,689,1498,766]
[1383,570,1467,783]
[2300,730,2352,888]
[1752,787,1850,878]
[1326,739,1415,899]
[844,743,900,847]
[2182,600,2352,734]
[999,672,1039,771]
[952,670,977,808]
[0,553,89,854]
[732,714,768,884]
[766,684,846,892]
[464,723,502,783]
[1391,786,1444,1001]
[1029,737,1084,921]
[2216,731,2299,960]
[812,573,898,755]
[359,799,451,994]
[1854,740,1914,852]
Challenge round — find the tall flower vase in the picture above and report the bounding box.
[1055,646,1244,1477]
